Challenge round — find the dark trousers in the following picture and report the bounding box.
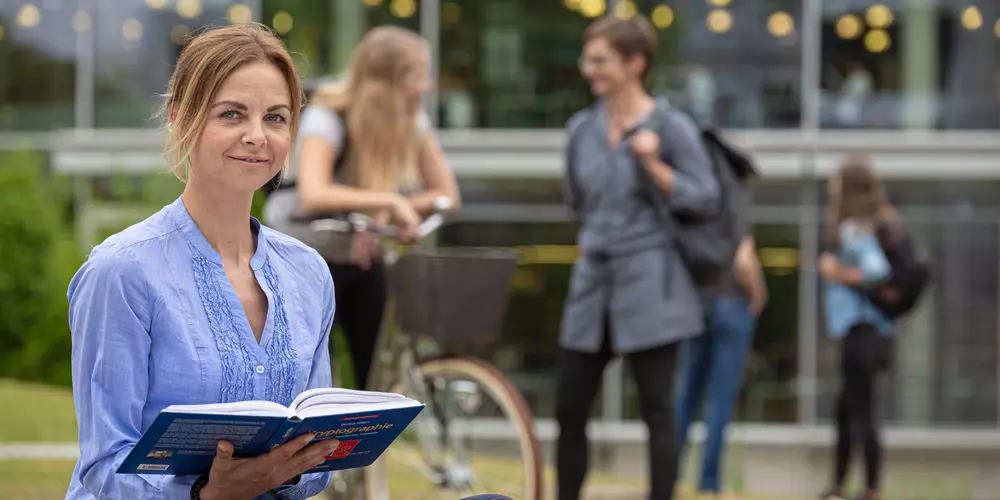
[327,261,388,390]
[833,323,891,491]
[556,319,679,500]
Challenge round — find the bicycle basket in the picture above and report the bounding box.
[388,247,519,347]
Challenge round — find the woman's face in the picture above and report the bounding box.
[402,46,434,114]
[580,37,643,97]
[187,62,292,194]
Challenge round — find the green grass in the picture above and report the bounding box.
[0,461,76,499]
[0,379,77,442]
[0,379,975,500]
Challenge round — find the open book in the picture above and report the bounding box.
[116,388,424,476]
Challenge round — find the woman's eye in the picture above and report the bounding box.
[265,114,287,123]
[220,110,241,120]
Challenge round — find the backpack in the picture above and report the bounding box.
[867,224,930,319]
[648,110,756,287]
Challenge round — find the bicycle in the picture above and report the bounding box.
[301,197,543,500]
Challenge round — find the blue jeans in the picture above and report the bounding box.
[674,296,755,493]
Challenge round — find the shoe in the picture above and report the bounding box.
[855,491,882,500]
[819,487,847,500]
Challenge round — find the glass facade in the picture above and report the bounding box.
[3,0,1000,429]
[819,0,1000,129]
[5,0,1000,130]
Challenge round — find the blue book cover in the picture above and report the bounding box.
[116,389,424,476]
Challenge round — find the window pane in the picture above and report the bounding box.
[820,1,1000,129]
[637,0,802,128]
[0,2,76,130]
[263,0,421,83]
[93,1,237,128]
[439,0,802,129]
[438,1,592,128]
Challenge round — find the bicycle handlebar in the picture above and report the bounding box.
[305,196,453,239]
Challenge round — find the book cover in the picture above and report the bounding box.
[277,405,424,474]
[116,404,424,476]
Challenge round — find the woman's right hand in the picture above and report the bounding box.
[198,433,338,500]
[350,231,382,271]
[390,195,421,243]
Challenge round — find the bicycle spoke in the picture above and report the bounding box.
[365,357,541,500]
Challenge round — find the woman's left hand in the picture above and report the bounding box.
[350,231,382,271]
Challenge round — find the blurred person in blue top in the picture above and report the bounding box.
[66,24,339,500]
[818,155,896,500]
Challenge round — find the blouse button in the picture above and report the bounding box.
[255,365,265,374]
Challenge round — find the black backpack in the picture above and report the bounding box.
[867,224,930,319]
[566,104,757,287]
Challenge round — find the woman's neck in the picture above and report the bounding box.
[605,82,654,129]
[181,179,256,266]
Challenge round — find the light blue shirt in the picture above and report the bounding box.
[823,220,894,338]
[66,197,335,500]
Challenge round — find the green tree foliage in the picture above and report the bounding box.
[0,151,81,386]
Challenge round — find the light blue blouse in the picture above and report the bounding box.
[66,196,335,500]
[823,220,894,338]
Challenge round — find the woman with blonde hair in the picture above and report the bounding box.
[263,26,460,391]
[818,155,903,500]
[67,23,339,499]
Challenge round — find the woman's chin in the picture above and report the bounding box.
[589,83,611,97]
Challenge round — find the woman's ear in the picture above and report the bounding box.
[627,54,647,79]
[167,102,177,126]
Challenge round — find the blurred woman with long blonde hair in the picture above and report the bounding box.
[264,26,460,391]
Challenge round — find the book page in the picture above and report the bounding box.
[163,400,292,417]
[290,388,409,413]
[294,398,423,420]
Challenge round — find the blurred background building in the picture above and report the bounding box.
[3,0,1000,496]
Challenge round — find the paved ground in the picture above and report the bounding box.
[0,443,78,460]
[0,444,749,500]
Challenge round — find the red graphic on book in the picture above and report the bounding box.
[324,439,361,460]
[342,414,379,421]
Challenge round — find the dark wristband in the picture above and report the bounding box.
[190,474,210,500]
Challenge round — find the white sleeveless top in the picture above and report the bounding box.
[263,106,433,228]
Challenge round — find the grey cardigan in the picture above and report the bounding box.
[559,97,720,354]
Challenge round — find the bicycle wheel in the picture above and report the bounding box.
[363,355,542,500]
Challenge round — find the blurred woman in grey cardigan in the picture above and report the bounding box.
[556,14,720,500]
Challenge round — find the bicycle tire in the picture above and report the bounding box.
[362,355,543,500]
